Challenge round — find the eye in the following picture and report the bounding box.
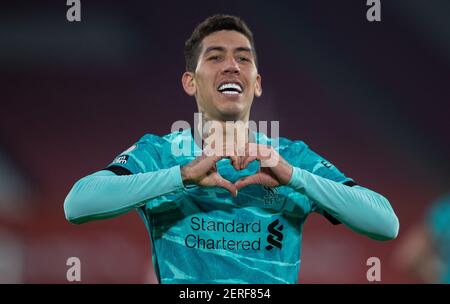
[208,55,221,61]
[238,56,250,62]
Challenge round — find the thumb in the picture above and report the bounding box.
[235,174,263,190]
[214,174,238,197]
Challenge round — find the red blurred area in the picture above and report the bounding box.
[0,0,448,283]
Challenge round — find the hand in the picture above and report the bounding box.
[234,143,293,190]
[180,154,238,197]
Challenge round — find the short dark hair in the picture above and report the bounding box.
[184,14,257,72]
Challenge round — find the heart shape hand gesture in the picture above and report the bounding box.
[180,143,293,197]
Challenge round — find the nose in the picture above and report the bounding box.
[222,56,240,75]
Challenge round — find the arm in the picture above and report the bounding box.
[288,166,399,240]
[64,153,239,224]
[64,166,184,224]
[234,143,399,241]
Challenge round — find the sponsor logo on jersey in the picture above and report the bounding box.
[265,219,284,250]
[185,217,261,251]
[182,216,285,252]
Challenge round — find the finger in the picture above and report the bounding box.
[229,156,238,170]
[237,143,255,170]
[203,153,223,164]
[236,142,246,157]
[244,143,262,160]
[244,143,278,168]
[215,175,238,197]
[196,154,225,176]
[204,136,227,158]
[235,174,263,190]
[240,156,257,170]
[260,153,279,168]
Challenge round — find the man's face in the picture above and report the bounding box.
[182,30,262,122]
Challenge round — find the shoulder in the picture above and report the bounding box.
[135,129,186,150]
[278,137,314,167]
[256,132,310,157]
[111,130,186,172]
[256,133,320,169]
[278,137,309,154]
[275,135,353,184]
[111,131,181,163]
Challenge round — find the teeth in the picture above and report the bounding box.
[218,83,242,93]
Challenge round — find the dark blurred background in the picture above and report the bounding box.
[0,0,449,283]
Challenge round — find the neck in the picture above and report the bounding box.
[195,112,250,154]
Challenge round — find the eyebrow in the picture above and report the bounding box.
[203,46,253,56]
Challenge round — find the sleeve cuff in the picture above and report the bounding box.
[287,166,306,191]
[168,165,185,191]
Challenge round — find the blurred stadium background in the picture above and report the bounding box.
[0,0,449,283]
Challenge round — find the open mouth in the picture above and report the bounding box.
[217,82,243,96]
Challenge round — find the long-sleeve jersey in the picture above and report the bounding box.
[64,128,399,283]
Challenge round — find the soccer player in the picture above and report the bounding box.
[64,15,399,284]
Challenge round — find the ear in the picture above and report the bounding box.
[254,74,262,97]
[182,72,196,96]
